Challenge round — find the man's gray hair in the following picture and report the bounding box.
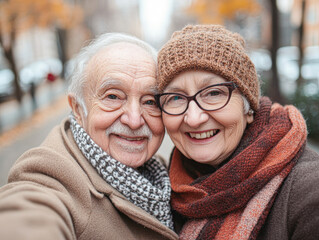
[68,32,158,114]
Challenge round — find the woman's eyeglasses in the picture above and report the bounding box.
[155,82,237,115]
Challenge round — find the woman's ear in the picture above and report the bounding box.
[68,94,84,126]
[246,109,254,124]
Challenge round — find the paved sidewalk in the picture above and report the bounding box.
[0,79,68,134]
[0,80,70,186]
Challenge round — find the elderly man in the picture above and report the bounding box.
[0,33,178,240]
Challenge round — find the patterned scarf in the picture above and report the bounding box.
[170,97,307,239]
[69,115,174,230]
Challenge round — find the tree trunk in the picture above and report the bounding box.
[56,28,67,80]
[269,0,285,104]
[297,0,306,90]
[4,47,23,103]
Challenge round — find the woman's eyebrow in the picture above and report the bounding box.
[164,78,220,92]
[164,86,184,92]
[202,76,224,84]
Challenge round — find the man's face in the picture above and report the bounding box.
[70,43,164,168]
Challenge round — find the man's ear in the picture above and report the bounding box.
[68,94,84,126]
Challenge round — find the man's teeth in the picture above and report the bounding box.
[120,136,144,141]
[189,130,218,139]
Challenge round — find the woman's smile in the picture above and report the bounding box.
[162,70,253,166]
[187,129,220,140]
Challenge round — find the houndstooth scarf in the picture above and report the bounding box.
[69,115,174,229]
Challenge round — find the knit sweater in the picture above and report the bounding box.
[257,146,319,240]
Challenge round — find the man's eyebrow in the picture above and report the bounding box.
[148,86,159,95]
[98,77,158,95]
[98,78,122,91]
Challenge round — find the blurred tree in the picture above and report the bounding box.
[296,0,306,90]
[186,0,260,24]
[186,0,288,104]
[0,0,82,102]
[268,0,284,104]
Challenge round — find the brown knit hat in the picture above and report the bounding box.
[157,24,260,111]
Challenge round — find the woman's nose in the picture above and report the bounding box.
[184,101,209,128]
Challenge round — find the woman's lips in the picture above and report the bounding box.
[188,129,220,140]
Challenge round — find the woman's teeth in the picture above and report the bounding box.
[189,130,218,139]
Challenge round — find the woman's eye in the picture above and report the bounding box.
[208,90,221,96]
[167,95,183,102]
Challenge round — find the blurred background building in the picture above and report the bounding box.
[0,0,318,152]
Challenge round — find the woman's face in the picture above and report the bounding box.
[162,70,254,166]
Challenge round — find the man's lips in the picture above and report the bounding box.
[187,129,220,140]
[114,134,147,141]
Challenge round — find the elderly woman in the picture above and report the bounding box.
[155,24,319,240]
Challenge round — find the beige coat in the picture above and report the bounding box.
[0,118,178,240]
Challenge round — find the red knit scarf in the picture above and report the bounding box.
[169,97,307,240]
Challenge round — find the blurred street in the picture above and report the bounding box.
[0,0,318,188]
[0,80,70,186]
[0,78,175,186]
[0,76,318,186]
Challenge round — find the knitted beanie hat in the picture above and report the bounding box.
[157,24,260,111]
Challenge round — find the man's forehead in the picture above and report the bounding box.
[85,42,156,95]
[86,42,155,72]
[98,77,158,94]
[97,42,151,58]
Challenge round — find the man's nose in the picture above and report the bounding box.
[120,100,145,130]
[184,101,209,128]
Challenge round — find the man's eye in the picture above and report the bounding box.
[106,94,119,100]
[145,99,156,105]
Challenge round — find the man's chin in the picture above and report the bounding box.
[111,150,148,169]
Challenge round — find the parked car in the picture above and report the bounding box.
[0,58,63,103]
[0,68,15,101]
[248,48,272,73]
[277,46,319,96]
[20,58,63,85]
[249,46,319,97]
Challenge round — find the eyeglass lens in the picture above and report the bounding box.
[159,83,234,115]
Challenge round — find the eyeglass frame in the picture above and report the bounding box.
[154,82,238,115]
